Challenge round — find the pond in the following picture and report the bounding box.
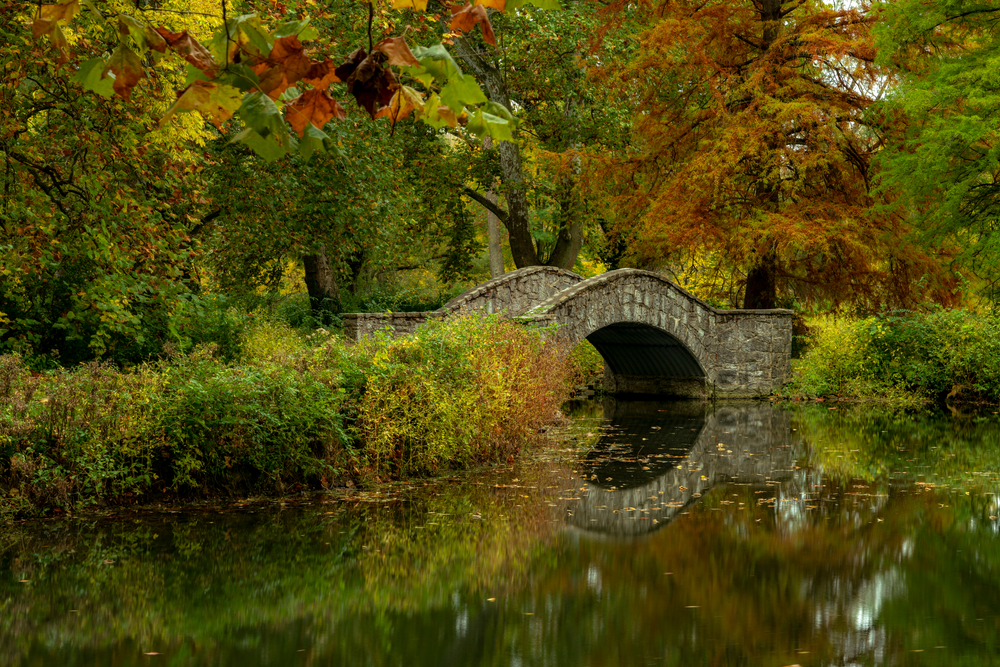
[3,400,1000,666]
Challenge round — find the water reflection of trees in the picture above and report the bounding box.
[2,402,999,666]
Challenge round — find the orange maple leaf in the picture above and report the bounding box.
[449,3,495,45]
[374,37,421,67]
[155,28,218,76]
[285,88,347,136]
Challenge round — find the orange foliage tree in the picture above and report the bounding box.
[588,0,955,309]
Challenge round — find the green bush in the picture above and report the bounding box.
[788,309,1000,402]
[569,340,605,387]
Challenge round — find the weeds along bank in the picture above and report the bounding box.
[0,315,572,518]
[787,309,1000,403]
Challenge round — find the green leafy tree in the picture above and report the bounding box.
[454,1,634,270]
[204,117,480,320]
[875,0,1000,301]
[1,0,212,361]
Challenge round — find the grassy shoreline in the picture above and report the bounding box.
[1,314,573,519]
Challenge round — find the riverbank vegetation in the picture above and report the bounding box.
[787,309,1000,404]
[0,314,571,518]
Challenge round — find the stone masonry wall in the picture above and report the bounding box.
[342,312,442,341]
[566,402,797,538]
[523,269,794,398]
[343,266,583,342]
[440,266,583,315]
[342,267,794,398]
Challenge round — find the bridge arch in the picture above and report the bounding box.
[524,269,793,398]
[564,401,797,539]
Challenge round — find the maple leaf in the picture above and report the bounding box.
[38,0,79,22]
[374,37,421,68]
[374,85,425,127]
[253,36,314,99]
[31,0,79,61]
[102,43,145,100]
[118,14,166,53]
[270,36,312,84]
[336,49,399,118]
[155,28,218,76]
[449,3,495,45]
[32,19,69,61]
[72,57,114,97]
[422,93,459,128]
[303,59,341,88]
[159,80,243,129]
[285,88,346,136]
[392,0,429,9]
[252,63,289,99]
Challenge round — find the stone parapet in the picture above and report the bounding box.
[342,312,443,342]
[441,265,583,315]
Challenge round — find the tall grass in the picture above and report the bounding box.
[0,314,572,516]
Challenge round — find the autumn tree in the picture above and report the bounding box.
[7,0,554,355]
[592,0,954,309]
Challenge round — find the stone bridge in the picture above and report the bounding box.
[343,266,794,398]
[563,400,799,539]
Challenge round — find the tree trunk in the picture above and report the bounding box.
[302,244,341,323]
[453,37,540,268]
[545,171,583,270]
[481,137,506,278]
[486,186,506,277]
[741,0,784,310]
[743,250,777,309]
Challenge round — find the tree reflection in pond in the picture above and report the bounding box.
[3,401,999,666]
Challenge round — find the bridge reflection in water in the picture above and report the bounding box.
[566,399,799,539]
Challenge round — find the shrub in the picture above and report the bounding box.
[1,313,572,515]
[349,314,572,477]
[788,308,1000,402]
[158,354,345,490]
[569,340,605,387]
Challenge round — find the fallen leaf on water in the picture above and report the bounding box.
[144,652,161,655]
[487,598,496,601]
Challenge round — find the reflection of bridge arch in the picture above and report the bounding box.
[566,401,797,539]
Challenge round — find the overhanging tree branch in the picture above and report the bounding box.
[463,186,509,226]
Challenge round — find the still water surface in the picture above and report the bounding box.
[3,400,1000,666]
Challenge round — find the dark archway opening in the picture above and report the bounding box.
[586,322,708,398]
